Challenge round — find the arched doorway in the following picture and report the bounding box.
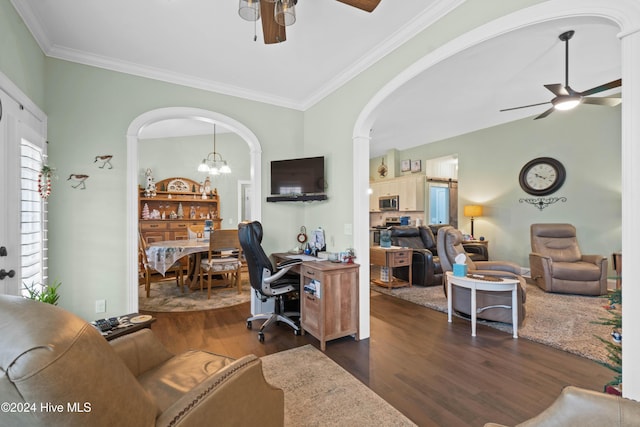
[125,107,262,312]
[353,0,640,393]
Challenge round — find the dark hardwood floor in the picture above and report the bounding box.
[142,290,612,427]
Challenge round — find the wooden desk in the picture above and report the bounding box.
[273,254,359,351]
[370,246,412,289]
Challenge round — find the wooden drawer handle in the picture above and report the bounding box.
[305,294,316,301]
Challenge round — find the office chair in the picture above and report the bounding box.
[238,221,302,342]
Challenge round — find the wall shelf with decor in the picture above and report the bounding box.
[139,176,221,243]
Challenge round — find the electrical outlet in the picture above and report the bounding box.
[95,299,106,313]
[344,223,353,235]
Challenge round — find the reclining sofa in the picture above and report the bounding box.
[388,225,489,287]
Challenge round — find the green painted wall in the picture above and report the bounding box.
[42,58,303,319]
[0,0,45,106]
[372,105,621,269]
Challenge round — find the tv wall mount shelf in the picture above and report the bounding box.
[267,194,328,202]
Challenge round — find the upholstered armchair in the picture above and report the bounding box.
[429,224,489,261]
[436,225,526,325]
[529,223,608,296]
[0,295,284,427]
[484,386,640,426]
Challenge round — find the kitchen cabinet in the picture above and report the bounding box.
[369,175,424,212]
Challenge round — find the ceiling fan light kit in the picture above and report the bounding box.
[500,30,621,120]
[553,96,581,111]
[238,0,261,21]
[275,0,296,26]
[239,0,381,44]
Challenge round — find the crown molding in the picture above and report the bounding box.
[11,0,464,112]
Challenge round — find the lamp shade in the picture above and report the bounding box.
[464,205,483,217]
[238,0,260,21]
[275,0,296,26]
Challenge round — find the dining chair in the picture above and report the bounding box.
[199,229,243,299]
[138,232,185,297]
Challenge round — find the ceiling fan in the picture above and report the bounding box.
[500,30,621,120]
[239,0,381,44]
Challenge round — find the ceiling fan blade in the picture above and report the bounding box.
[500,101,550,112]
[544,84,569,97]
[581,96,622,107]
[534,107,555,120]
[260,1,286,44]
[336,0,381,12]
[579,79,622,96]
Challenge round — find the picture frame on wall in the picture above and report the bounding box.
[401,159,411,172]
[411,159,422,172]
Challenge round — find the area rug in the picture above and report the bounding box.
[138,279,252,312]
[372,281,615,364]
[261,344,416,427]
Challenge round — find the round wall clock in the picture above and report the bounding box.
[519,157,566,196]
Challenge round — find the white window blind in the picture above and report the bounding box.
[20,139,48,296]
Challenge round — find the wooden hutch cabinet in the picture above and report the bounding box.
[139,177,221,243]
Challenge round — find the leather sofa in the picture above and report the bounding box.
[388,225,443,286]
[0,295,284,427]
[437,225,526,326]
[388,225,489,287]
[485,386,640,426]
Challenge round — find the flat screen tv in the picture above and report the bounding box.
[270,156,325,196]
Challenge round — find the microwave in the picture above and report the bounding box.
[379,195,399,211]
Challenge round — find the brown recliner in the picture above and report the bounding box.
[437,226,526,326]
[529,223,608,296]
[484,386,640,426]
[0,295,284,427]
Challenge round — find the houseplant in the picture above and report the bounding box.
[595,288,622,393]
[24,280,62,305]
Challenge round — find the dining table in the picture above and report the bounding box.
[147,239,209,290]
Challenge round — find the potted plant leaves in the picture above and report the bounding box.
[23,280,62,305]
[594,288,622,394]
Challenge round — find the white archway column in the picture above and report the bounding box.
[353,133,372,340]
[126,107,262,314]
[354,0,640,400]
[620,26,640,399]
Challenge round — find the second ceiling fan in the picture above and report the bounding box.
[500,30,621,120]
[239,0,381,44]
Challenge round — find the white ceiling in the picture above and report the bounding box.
[11,1,622,158]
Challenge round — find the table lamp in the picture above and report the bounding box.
[463,205,483,238]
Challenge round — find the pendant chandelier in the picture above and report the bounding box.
[197,124,231,175]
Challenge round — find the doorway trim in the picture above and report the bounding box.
[353,0,640,394]
[126,107,262,312]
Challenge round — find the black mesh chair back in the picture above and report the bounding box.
[238,221,302,342]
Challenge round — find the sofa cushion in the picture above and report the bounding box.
[418,226,437,251]
[389,226,425,249]
[138,350,235,412]
[552,261,602,281]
